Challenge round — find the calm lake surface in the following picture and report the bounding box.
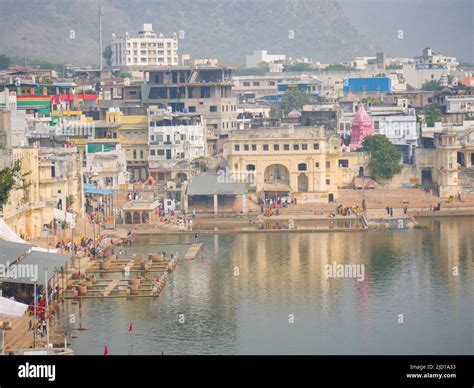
[67,217,473,355]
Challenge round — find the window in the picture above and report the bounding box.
[157,150,165,156]
[150,150,156,156]
[253,81,260,86]
[298,163,307,171]
[263,144,269,151]
[269,81,275,86]
[244,144,249,151]
[293,144,299,151]
[284,144,290,151]
[188,106,196,112]
[251,144,257,151]
[140,150,144,159]
[315,162,320,168]
[338,159,349,168]
[133,150,137,159]
[326,179,330,185]
[302,144,308,151]
[210,106,218,112]
[234,145,240,151]
[274,144,280,151]
[243,82,250,87]
[374,121,379,130]
[326,161,331,168]
[313,143,319,150]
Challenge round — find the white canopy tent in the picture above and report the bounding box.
[0,219,58,253]
[0,296,28,318]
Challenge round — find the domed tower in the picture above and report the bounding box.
[350,103,373,151]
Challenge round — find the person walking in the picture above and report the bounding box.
[41,319,47,337]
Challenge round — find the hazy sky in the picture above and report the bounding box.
[339,0,474,62]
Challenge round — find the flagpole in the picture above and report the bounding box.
[33,283,36,347]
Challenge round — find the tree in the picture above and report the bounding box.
[421,80,442,91]
[325,63,352,72]
[102,45,112,67]
[281,89,309,115]
[425,104,442,127]
[0,54,11,70]
[0,160,26,211]
[361,135,403,180]
[284,63,314,72]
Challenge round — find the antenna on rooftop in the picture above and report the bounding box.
[98,6,104,70]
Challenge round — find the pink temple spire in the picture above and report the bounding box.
[350,103,374,151]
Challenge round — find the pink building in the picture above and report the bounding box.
[350,103,373,151]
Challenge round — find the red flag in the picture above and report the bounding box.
[104,345,108,356]
[128,323,133,333]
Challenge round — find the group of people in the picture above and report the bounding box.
[127,191,142,201]
[258,196,293,216]
[55,240,78,254]
[336,204,361,217]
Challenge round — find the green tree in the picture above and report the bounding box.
[325,63,352,72]
[421,80,442,91]
[284,63,314,72]
[103,45,112,67]
[425,104,442,127]
[0,54,11,70]
[281,89,309,115]
[361,135,403,180]
[0,160,26,210]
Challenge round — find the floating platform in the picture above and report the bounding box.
[184,243,203,260]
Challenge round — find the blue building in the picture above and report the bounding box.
[262,81,322,103]
[343,77,392,93]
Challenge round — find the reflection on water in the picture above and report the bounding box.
[68,217,473,355]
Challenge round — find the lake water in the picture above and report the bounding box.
[66,217,473,355]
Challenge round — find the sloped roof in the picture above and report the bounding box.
[187,173,246,196]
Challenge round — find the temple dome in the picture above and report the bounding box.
[287,110,302,119]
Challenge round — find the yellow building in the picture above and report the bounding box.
[105,110,149,183]
[1,146,84,240]
[223,126,368,203]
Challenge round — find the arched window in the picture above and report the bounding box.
[298,163,307,171]
[246,164,256,171]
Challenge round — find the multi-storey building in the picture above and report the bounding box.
[223,126,367,203]
[104,109,149,183]
[245,50,286,69]
[147,107,206,183]
[111,24,178,68]
[445,96,474,114]
[1,146,84,240]
[83,142,128,190]
[414,47,458,73]
[141,66,237,153]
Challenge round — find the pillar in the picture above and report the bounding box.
[213,194,218,215]
[242,194,247,213]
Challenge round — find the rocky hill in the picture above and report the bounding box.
[0,0,374,65]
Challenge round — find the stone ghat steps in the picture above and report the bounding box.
[4,312,33,350]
